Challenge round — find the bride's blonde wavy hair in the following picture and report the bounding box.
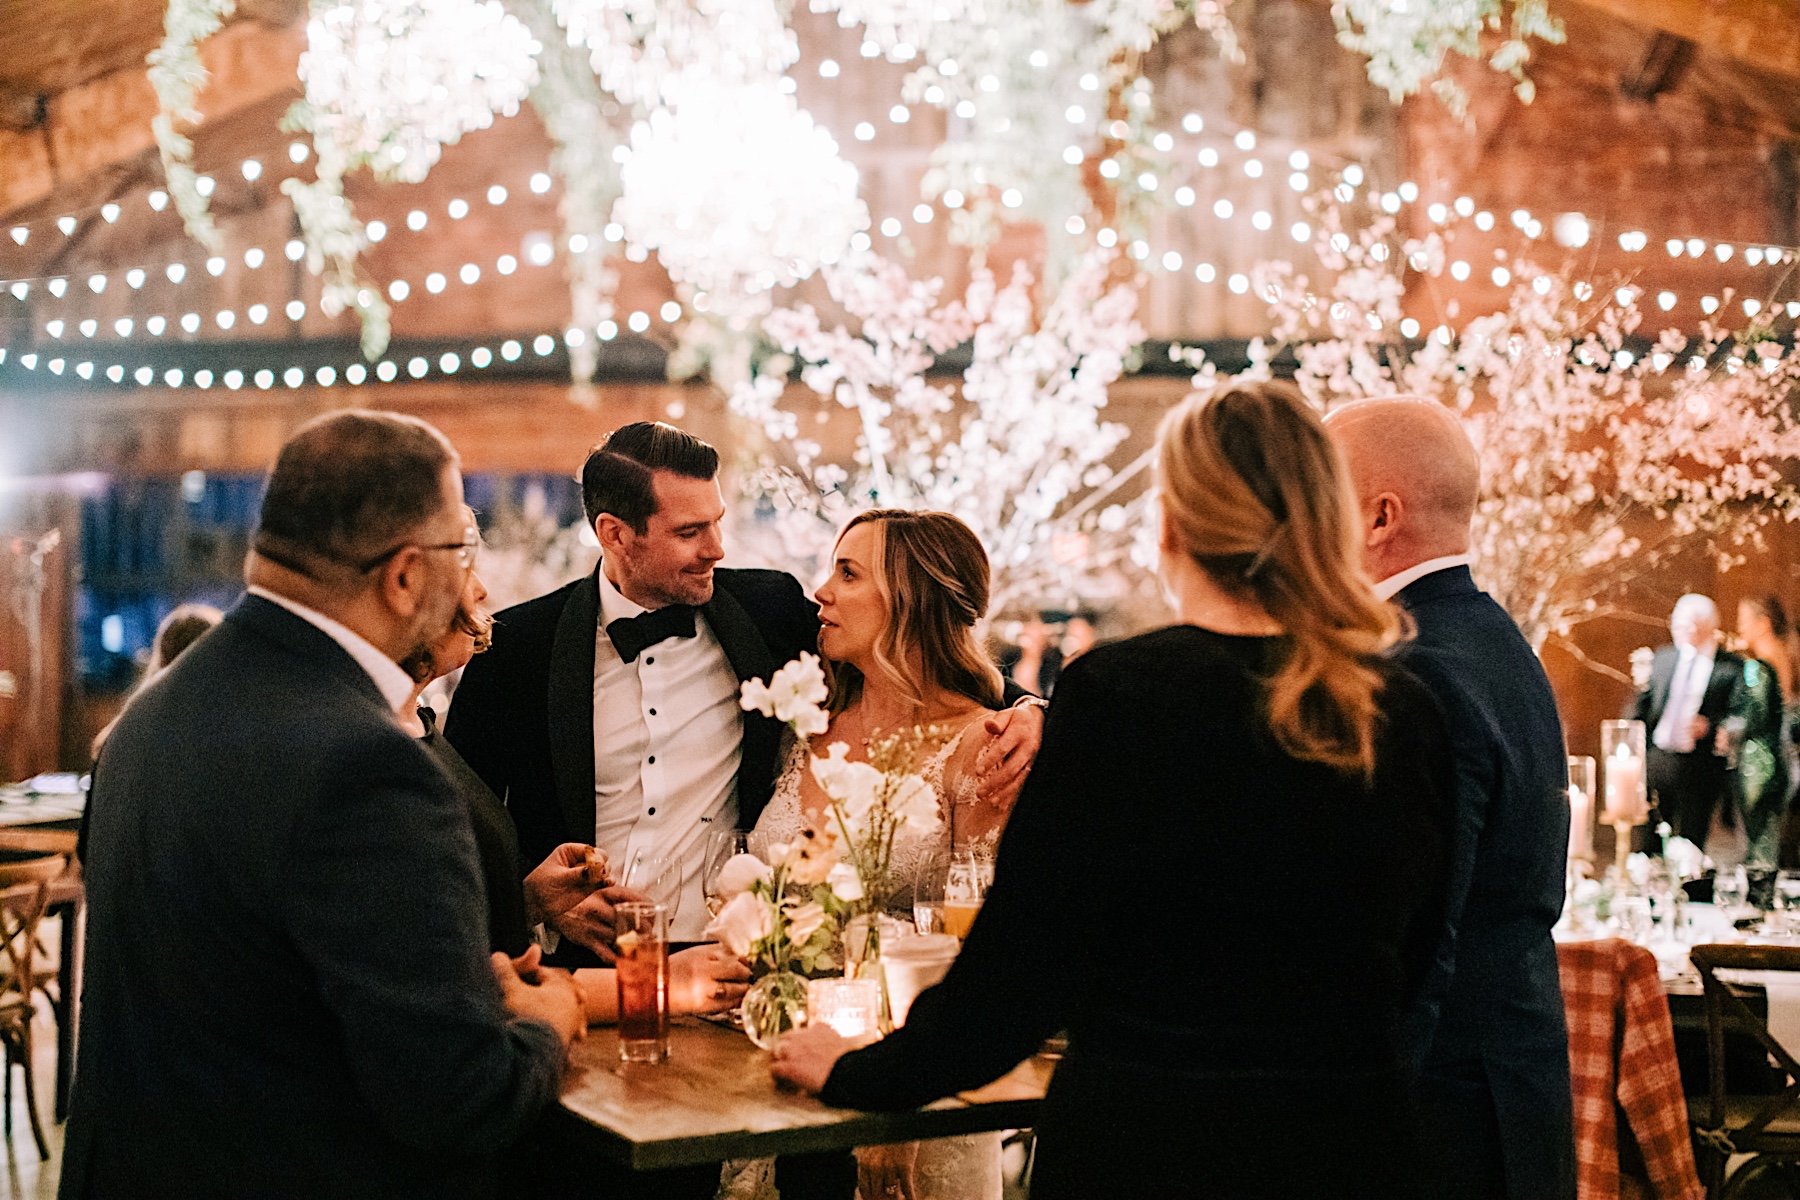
[824,509,1005,715]
[1157,380,1402,779]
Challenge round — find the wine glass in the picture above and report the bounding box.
[702,831,749,917]
[942,849,989,940]
[623,851,684,925]
[1713,865,1748,915]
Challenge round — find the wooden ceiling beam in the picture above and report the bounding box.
[0,21,303,220]
[1569,0,1800,81]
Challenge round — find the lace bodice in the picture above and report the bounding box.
[752,719,992,913]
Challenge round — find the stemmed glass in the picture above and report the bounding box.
[1713,865,1748,915]
[702,830,749,917]
[1771,870,1800,935]
[623,851,684,926]
[942,849,990,940]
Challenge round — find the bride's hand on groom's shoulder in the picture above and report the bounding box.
[769,1023,851,1094]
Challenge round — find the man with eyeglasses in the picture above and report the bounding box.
[64,410,581,1200]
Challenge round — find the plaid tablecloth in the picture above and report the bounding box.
[1558,938,1704,1200]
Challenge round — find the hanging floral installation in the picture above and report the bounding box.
[1330,0,1564,115]
[1245,200,1800,655]
[145,0,1569,364]
[728,249,1149,617]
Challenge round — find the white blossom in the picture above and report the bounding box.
[705,890,773,956]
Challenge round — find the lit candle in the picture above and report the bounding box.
[1568,782,1593,860]
[1604,743,1646,826]
[806,979,882,1044]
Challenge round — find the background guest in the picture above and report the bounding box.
[63,410,581,1200]
[1631,594,1745,849]
[1731,596,1790,866]
[89,602,221,757]
[1327,395,1576,1200]
[998,613,1062,697]
[771,380,1454,1200]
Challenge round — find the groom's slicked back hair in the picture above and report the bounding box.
[581,421,720,532]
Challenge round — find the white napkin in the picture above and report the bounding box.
[1763,977,1800,1061]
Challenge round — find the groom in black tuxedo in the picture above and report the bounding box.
[446,421,1041,1200]
[1328,397,1575,1200]
[1629,594,1744,845]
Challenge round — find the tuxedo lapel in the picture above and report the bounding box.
[702,577,785,829]
[547,572,600,845]
[700,582,777,686]
[1702,653,1741,718]
[1650,648,1676,719]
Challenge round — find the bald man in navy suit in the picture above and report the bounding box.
[1328,397,1575,1200]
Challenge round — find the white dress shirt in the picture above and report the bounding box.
[1373,553,1475,601]
[246,586,416,715]
[594,569,742,940]
[1654,643,1715,753]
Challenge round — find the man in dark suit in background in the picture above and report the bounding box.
[1328,396,1576,1200]
[446,421,1042,1200]
[63,411,582,1200]
[1630,594,1745,846]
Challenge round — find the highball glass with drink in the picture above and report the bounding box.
[615,901,670,1063]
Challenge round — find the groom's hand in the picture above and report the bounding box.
[974,701,1044,809]
[550,885,651,963]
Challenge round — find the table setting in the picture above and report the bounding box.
[554,657,1048,1170]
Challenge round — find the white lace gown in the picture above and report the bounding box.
[723,725,1004,1200]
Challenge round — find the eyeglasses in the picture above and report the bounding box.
[346,525,480,573]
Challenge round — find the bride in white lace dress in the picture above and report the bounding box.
[739,509,1016,1200]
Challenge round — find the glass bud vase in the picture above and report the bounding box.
[742,969,808,1051]
[842,913,893,1034]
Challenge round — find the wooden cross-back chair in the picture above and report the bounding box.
[0,851,70,1160]
[1690,943,1800,1198]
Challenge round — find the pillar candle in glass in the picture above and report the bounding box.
[805,978,883,1046]
[1601,720,1649,875]
[1567,755,1596,863]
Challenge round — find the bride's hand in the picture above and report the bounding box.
[769,1023,852,1094]
[669,945,751,1015]
[856,1141,920,1200]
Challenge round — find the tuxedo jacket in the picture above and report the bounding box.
[1630,643,1745,759]
[62,597,563,1200]
[1393,566,1575,1200]
[443,567,820,892]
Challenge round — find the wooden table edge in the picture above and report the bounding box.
[554,1093,1045,1171]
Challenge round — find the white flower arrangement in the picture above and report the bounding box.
[733,651,944,914]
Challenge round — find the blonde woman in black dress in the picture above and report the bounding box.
[771,381,1455,1199]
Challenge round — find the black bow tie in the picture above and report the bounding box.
[607,605,698,663]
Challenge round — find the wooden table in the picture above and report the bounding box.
[557,1018,1052,1170]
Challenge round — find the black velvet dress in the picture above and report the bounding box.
[819,626,1456,1200]
[419,706,531,957]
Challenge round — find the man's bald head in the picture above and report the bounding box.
[1323,395,1481,580]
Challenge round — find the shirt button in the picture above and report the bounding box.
[648,708,657,716]
[648,755,656,764]
[645,656,655,665]
[647,807,657,816]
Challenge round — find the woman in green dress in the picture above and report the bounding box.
[1735,596,1796,865]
